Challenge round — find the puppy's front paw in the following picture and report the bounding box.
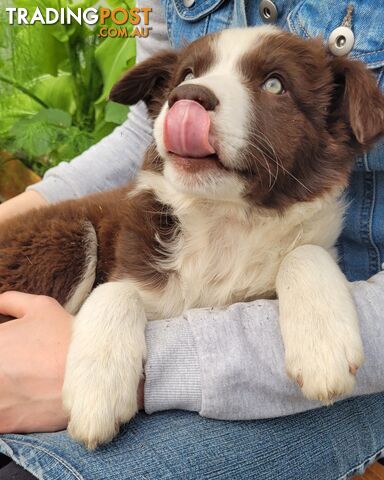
[277,245,364,405]
[285,313,364,404]
[63,353,141,449]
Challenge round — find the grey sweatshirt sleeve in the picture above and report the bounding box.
[144,270,384,419]
[28,2,169,203]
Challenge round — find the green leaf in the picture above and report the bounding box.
[57,127,95,159]
[6,17,67,77]
[31,74,77,114]
[9,118,61,157]
[34,108,72,127]
[95,35,136,103]
[0,89,42,135]
[104,101,129,124]
[92,120,115,142]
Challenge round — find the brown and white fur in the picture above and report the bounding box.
[1,26,384,449]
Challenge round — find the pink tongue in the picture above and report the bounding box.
[164,100,215,158]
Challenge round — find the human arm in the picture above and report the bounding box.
[0,190,48,224]
[1,274,383,432]
[0,104,153,223]
[144,271,384,419]
[0,106,152,223]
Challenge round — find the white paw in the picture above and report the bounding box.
[276,245,365,405]
[62,280,147,449]
[285,316,364,404]
[62,353,141,449]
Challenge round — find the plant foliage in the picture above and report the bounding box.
[0,0,136,175]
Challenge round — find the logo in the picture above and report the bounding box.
[4,7,152,38]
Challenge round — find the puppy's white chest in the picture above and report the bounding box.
[176,195,345,310]
[141,191,345,320]
[177,219,294,309]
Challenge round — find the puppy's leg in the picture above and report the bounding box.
[62,280,146,449]
[276,245,364,404]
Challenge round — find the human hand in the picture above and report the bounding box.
[0,291,145,434]
[0,292,72,433]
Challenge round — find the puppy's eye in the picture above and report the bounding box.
[183,70,195,82]
[262,77,285,95]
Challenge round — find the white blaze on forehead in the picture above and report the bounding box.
[212,25,280,76]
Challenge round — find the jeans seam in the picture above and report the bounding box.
[354,48,384,58]
[1,439,84,480]
[368,172,381,273]
[359,172,379,276]
[335,446,384,480]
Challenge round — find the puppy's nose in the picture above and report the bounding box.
[168,84,219,111]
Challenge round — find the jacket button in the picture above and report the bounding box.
[328,26,355,56]
[183,0,195,7]
[259,0,278,23]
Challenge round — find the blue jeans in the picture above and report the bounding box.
[1,394,384,480]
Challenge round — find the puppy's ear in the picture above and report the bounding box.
[109,50,179,116]
[329,56,384,148]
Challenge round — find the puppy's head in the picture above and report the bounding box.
[110,26,384,209]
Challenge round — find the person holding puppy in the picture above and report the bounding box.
[0,1,384,479]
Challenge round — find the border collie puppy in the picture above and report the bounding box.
[0,26,383,448]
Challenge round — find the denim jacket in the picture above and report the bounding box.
[161,0,384,281]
